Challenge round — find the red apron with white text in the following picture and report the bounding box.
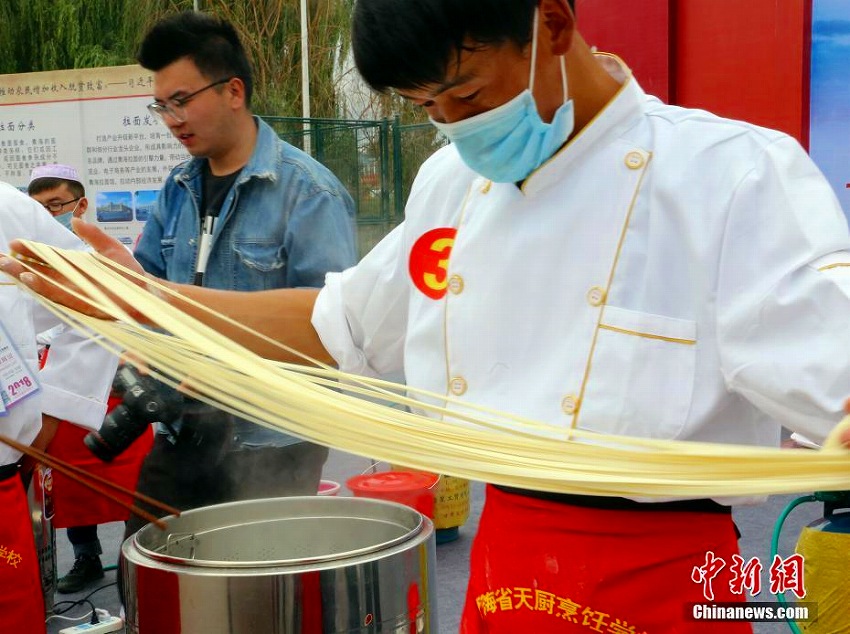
[461,485,752,634]
[0,473,46,633]
[48,396,154,527]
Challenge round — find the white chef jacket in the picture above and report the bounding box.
[0,181,118,466]
[313,56,850,478]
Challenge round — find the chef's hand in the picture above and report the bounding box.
[822,399,850,450]
[0,218,152,320]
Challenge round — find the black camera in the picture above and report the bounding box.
[84,365,184,462]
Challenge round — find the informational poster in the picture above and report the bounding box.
[810,0,850,223]
[0,65,188,245]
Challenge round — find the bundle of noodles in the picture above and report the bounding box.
[5,240,850,498]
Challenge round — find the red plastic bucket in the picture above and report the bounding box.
[317,480,340,496]
[346,471,439,518]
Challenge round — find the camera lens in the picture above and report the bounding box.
[84,366,183,462]
[84,404,151,462]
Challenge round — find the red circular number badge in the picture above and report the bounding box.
[408,227,458,300]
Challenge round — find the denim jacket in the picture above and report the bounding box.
[135,117,357,445]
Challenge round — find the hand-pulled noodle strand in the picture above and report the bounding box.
[7,241,850,499]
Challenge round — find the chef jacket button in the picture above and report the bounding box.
[449,376,468,396]
[561,394,580,415]
[481,181,492,194]
[624,151,645,170]
[448,274,464,295]
[586,285,606,307]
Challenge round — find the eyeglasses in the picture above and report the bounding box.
[147,77,233,124]
[42,197,81,213]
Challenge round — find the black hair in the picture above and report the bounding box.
[28,177,85,198]
[137,11,253,107]
[353,0,574,92]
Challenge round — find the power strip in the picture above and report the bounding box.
[59,616,125,633]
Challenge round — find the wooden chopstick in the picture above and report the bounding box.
[0,433,179,530]
[20,438,181,517]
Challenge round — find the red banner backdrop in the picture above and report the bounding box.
[577,0,811,147]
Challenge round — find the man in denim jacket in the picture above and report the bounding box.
[126,12,356,543]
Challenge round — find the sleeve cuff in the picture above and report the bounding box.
[39,384,109,431]
[312,273,378,377]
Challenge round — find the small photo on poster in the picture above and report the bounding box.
[134,190,158,222]
[96,191,133,223]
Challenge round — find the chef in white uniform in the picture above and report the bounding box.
[0,181,117,633]
[317,54,850,453]
[4,0,850,631]
[310,3,850,631]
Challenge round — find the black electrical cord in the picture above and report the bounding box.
[80,580,119,604]
[50,597,99,624]
[48,580,118,625]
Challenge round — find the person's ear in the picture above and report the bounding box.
[226,77,247,110]
[540,0,576,56]
[76,196,88,217]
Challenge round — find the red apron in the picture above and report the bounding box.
[0,472,46,633]
[48,396,154,527]
[461,485,751,634]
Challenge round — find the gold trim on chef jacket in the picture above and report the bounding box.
[571,149,653,429]
[598,323,696,346]
[818,262,850,271]
[442,182,475,402]
[520,53,634,195]
[443,54,640,421]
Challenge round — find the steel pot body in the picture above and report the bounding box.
[122,496,437,633]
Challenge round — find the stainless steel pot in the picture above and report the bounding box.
[122,496,437,633]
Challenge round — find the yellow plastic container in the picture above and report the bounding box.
[796,526,850,633]
[432,475,470,543]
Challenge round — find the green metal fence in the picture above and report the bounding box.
[262,116,446,256]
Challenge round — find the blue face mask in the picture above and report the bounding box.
[431,10,574,183]
[54,211,74,230]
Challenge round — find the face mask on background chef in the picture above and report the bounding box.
[53,207,77,230]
